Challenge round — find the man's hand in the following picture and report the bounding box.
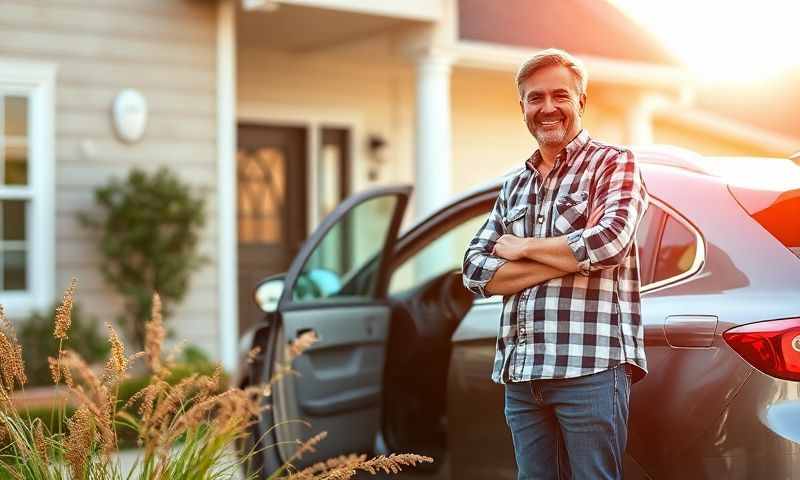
[492,234,529,261]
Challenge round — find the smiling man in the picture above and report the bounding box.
[462,49,650,479]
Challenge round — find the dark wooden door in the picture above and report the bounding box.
[237,124,307,334]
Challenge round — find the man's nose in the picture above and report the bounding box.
[540,96,557,113]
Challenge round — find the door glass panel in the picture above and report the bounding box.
[390,213,487,294]
[654,215,697,282]
[292,194,398,303]
[319,144,342,221]
[237,147,285,244]
[318,128,349,224]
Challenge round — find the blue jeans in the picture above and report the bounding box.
[504,364,632,480]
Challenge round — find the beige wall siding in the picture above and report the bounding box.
[0,1,220,356]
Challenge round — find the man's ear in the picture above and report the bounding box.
[579,93,587,116]
[519,99,525,115]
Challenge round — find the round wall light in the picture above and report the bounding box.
[112,89,148,143]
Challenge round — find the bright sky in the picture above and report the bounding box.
[611,0,800,83]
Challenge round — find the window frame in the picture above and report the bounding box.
[0,59,56,318]
[641,196,706,294]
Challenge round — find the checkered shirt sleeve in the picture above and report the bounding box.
[461,182,509,298]
[565,149,650,276]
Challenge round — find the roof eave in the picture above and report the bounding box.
[451,40,692,93]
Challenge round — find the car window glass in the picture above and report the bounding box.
[653,214,697,283]
[635,204,664,286]
[291,194,398,303]
[389,213,487,294]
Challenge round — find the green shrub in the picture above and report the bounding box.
[78,167,207,349]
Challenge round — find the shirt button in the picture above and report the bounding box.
[537,215,544,224]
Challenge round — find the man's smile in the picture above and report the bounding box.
[536,116,564,128]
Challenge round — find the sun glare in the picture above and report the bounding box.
[611,0,800,83]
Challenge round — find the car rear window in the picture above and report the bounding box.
[702,157,800,259]
[728,185,800,258]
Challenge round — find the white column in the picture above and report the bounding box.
[414,52,453,220]
[217,0,238,373]
[625,93,670,146]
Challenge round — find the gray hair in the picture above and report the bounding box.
[516,48,588,98]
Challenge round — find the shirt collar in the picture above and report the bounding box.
[526,129,590,174]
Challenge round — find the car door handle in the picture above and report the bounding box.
[296,328,320,342]
[664,315,718,348]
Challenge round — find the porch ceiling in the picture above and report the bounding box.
[237,3,418,53]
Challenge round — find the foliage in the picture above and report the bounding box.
[0,279,432,479]
[18,303,109,387]
[78,167,207,349]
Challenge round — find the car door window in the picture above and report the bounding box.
[635,204,665,286]
[653,213,698,283]
[292,194,399,302]
[389,213,487,294]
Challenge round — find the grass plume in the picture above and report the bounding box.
[0,278,432,479]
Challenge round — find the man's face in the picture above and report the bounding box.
[519,65,586,149]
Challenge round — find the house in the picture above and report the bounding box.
[1,0,797,371]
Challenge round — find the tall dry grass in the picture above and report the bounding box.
[0,279,432,479]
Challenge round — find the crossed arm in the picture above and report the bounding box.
[461,197,589,297]
[484,227,599,295]
[462,150,648,297]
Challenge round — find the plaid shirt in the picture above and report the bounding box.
[462,130,650,384]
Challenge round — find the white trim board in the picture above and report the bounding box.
[0,58,57,319]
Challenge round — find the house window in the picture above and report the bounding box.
[0,60,56,317]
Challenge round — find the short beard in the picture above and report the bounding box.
[527,119,567,146]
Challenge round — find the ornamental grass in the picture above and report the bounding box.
[0,278,432,480]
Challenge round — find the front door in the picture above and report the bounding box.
[237,124,307,335]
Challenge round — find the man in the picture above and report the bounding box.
[462,49,650,479]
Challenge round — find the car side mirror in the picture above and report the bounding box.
[254,274,285,313]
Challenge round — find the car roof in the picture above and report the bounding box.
[449,145,715,202]
[432,146,800,224]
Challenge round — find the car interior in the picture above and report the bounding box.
[378,195,495,466]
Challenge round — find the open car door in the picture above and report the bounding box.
[268,185,411,468]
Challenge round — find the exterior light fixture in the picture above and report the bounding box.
[111,89,148,144]
[367,134,388,181]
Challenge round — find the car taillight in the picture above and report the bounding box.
[723,318,800,381]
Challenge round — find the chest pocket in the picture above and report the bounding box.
[553,191,589,235]
[503,205,528,237]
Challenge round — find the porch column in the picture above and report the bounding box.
[217,0,237,372]
[624,93,670,145]
[414,51,453,220]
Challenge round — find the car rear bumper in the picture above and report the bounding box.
[665,369,800,479]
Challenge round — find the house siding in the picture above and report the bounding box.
[0,0,221,356]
